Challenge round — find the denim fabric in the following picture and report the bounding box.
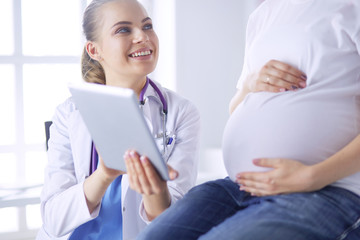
[137,177,360,240]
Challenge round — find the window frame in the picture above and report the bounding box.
[0,0,87,238]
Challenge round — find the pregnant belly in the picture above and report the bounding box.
[222,91,357,181]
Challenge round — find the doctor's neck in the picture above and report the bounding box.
[105,75,147,97]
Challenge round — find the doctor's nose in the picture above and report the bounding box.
[133,29,149,44]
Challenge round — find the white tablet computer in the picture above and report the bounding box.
[68,82,169,181]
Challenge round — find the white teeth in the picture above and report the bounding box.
[131,50,151,58]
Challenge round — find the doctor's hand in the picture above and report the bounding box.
[84,156,125,214]
[124,150,178,220]
[97,155,125,181]
[124,150,178,195]
[246,60,307,93]
[235,158,325,197]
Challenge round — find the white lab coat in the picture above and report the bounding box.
[36,81,200,240]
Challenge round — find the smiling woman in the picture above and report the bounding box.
[0,0,179,239]
[37,0,200,239]
[82,0,159,88]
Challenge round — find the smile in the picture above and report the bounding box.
[129,50,152,58]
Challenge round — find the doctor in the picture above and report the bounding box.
[36,0,200,239]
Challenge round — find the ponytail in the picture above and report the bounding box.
[81,46,105,84]
[81,0,115,84]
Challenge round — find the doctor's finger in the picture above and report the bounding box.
[167,164,179,180]
[98,155,124,177]
[125,152,143,193]
[132,153,153,195]
[141,156,165,194]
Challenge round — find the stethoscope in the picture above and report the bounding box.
[90,77,169,174]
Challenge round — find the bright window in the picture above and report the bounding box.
[0,65,16,145]
[0,1,14,55]
[22,0,83,56]
[0,0,87,238]
[23,64,81,144]
[0,207,18,232]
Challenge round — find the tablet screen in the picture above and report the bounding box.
[68,82,169,180]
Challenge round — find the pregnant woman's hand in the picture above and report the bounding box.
[247,59,307,93]
[230,60,307,113]
[235,158,323,196]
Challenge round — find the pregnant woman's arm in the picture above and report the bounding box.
[236,134,360,196]
[229,60,307,114]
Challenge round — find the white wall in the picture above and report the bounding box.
[175,0,244,148]
[145,1,262,182]
[174,1,257,181]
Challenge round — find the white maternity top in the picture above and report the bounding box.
[222,0,360,196]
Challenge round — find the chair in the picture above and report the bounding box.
[44,121,52,151]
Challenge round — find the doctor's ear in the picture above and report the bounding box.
[86,41,102,61]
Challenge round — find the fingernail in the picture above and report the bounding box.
[299,81,307,88]
[291,85,298,90]
[140,155,146,163]
[130,151,136,157]
[253,158,260,164]
[170,171,178,179]
[301,74,307,80]
[279,88,286,92]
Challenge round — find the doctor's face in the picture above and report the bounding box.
[94,0,159,82]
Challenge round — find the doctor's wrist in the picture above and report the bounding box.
[96,168,119,185]
[143,189,171,221]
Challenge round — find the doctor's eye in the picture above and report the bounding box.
[143,23,153,31]
[115,27,131,34]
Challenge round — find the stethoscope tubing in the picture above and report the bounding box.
[140,77,168,114]
[141,77,168,154]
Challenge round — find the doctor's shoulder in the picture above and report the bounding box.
[51,97,78,127]
[53,97,77,117]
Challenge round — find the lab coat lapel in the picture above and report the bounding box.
[68,109,92,179]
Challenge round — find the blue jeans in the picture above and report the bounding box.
[137,178,360,240]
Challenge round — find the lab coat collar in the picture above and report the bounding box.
[142,79,165,106]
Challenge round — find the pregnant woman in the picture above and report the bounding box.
[137,0,360,239]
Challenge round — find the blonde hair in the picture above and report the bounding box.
[81,0,117,84]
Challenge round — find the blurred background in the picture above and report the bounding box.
[0,0,262,239]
